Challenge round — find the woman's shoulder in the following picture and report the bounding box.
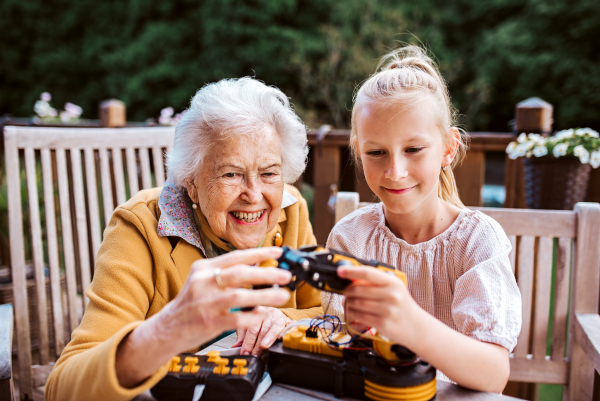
[113,187,163,223]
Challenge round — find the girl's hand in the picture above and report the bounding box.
[339,266,419,346]
[232,307,292,355]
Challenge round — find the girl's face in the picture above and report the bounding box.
[354,98,454,216]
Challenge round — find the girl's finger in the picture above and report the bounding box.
[344,282,396,299]
[345,298,387,316]
[338,266,401,286]
[195,247,283,270]
[218,266,291,288]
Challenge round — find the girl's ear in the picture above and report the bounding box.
[442,128,461,167]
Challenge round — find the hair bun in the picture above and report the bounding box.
[378,46,436,75]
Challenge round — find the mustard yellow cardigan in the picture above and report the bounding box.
[45,184,322,401]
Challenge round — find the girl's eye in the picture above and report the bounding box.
[366,150,385,157]
[406,147,423,154]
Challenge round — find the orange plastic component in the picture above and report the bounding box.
[282,325,346,358]
[213,358,230,375]
[206,351,221,362]
[231,359,249,375]
[183,356,200,373]
[168,356,182,372]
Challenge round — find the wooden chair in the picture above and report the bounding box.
[334,192,600,401]
[1,125,175,400]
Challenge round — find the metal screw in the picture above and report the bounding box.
[302,260,310,271]
[312,272,320,281]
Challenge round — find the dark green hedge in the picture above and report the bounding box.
[1,0,599,132]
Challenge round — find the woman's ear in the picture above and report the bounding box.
[442,128,461,167]
[184,177,199,204]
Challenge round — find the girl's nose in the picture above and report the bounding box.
[385,158,409,181]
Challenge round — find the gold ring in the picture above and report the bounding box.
[213,268,225,288]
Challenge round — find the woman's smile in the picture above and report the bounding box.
[230,209,267,225]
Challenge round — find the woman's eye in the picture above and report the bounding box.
[262,172,276,177]
[406,147,423,154]
[223,172,237,178]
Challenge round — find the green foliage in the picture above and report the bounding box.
[1,0,599,132]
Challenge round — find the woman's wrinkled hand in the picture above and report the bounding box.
[144,247,291,357]
[339,266,419,346]
[232,306,292,355]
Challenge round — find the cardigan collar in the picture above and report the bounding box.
[157,176,298,250]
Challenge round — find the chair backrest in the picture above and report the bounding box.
[334,192,600,400]
[3,125,175,400]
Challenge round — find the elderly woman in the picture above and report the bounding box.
[45,78,322,400]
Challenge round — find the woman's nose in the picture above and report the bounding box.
[241,179,263,203]
[385,158,409,181]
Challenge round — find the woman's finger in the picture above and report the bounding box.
[241,321,262,355]
[232,328,246,348]
[260,316,288,349]
[195,247,283,270]
[338,266,401,286]
[222,288,290,310]
[218,266,291,288]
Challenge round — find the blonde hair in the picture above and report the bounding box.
[350,45,468,208]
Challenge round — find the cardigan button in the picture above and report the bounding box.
[273,232,283,247]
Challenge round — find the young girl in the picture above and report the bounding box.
[322,46,521,393]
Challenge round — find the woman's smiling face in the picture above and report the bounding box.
[187,127,284,249]
[355,98,453,216]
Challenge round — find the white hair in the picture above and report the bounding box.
[167,77,308,186]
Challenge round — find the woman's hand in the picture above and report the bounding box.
[232,306,292,355]
[339,266,420,347]
[115,247,291,388]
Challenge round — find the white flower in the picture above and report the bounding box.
[576,128,599,138]
[574,145,590,163]
[64,102,83,117]
[40,92,51,102]
[509,143,530,159]
[555,129,574,140]
[34,100,53,117]
[553,143,568,157]
[60,110,76,123]
[47,108,57,117]
[506,141,517,154]
[591,151,600,168]
[532,146,548,157]
[159,107,175,125]
[517,133,528,143]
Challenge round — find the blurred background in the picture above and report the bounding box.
[1,0,599,132]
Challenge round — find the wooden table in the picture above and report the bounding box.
[137,334,524,401]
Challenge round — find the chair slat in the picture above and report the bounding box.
[98,148,114,225]
[533,236,553,360]
[125,147,139,197]
[84,148,102,263]
[551,237,571,361]
[112,148,127,206]
[24,148,50,364]
[514,235,535,358]
[55,149,81,333]
[70,149,91,308]
[139,148,152,189]
[5,129,34,398]
[40,149,65,357]
[473,207,576,237]
[153,147,165,187]
[508,235,517,274]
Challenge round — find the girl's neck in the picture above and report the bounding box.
[384,197,462,245]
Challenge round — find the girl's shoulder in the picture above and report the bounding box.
[327,203,383,246]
